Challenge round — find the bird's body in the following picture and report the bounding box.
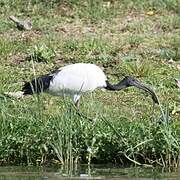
[23,63,107,103]
[22,63,159,108]
[48,63,107,102]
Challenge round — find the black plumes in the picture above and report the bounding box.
[22,75,53,95]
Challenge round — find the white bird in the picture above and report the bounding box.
[22,63,159,109]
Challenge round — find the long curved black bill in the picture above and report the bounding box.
[128,77,159,104]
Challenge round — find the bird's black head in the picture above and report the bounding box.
[121,76,138,87]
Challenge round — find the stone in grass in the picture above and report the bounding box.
[9,15,32,31]
[4,91,24,99]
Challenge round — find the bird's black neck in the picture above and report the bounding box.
[105,79,130,91]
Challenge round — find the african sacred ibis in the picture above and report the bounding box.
[22,63,159,109]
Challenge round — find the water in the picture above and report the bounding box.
[0,165,179,180]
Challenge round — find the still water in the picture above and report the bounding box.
[0,165,179,180]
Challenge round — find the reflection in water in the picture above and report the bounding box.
[0,165,180,180]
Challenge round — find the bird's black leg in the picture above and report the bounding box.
[74,100,92,122]
[75,99,80,110]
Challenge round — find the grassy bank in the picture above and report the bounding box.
[0,98,179,167]
[0,0,179,167]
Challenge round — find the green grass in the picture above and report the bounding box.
[0,0,179,167]
[0,97,179,167]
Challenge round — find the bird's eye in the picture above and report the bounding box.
[131,77,136,82]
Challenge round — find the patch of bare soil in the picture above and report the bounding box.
[9,52,26,65]
[54,21,98,40]
[55,1,74,17]
[0,29,43,42]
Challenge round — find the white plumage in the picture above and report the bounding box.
[48,63,107,102]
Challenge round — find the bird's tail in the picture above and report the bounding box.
[22,75,53,95]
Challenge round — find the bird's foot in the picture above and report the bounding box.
[76,110,93,122]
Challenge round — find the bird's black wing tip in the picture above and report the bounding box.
[22,81,33,95]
